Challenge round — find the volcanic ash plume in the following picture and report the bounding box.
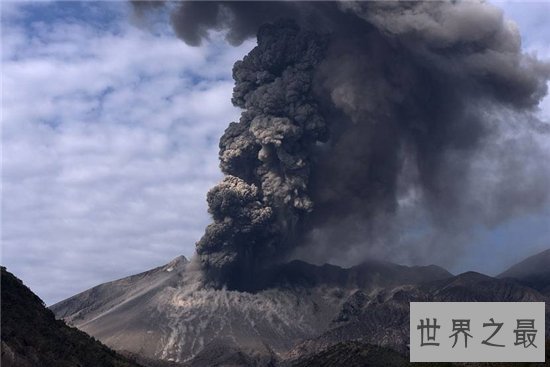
[195,22,329,288]
[136,1,550,289]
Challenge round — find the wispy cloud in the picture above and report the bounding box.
[1,1,253,304]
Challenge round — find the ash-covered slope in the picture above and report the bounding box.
[0,267,143,367]
[51,256,450,364]
[51,252,550,366]
[288,271,550,359]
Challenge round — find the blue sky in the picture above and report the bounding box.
[1,1,549,305]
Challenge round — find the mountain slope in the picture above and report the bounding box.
[50,251,550,366]
[287,271,550,359]
[51,256,451,364]
[0,266,143,367]
[498,248,550,296]
[499,248,550,279]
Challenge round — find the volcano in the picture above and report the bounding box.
[50,249,550,366]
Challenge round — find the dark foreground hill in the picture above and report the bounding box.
[292,340,550,367]
[50,250,550,366]
[291,341,407,367]
[0,266,143,367]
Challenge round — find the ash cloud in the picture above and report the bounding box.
[136,1,550,287]
[196,21,329,288]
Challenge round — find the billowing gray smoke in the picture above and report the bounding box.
[194,22,329,287]
[135,1,550,289]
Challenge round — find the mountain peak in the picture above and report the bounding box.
[497,248,550,296]
[164,255,188,272]
[498,248,550,279]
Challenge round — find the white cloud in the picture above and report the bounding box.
[1,3,254,304]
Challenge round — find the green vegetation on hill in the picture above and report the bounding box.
[1,266,143,367]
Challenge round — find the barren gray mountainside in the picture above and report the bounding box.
[50,250,550,366]
[50,256,450,365]
[287,271,550,360]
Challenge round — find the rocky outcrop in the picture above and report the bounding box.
[1,267,143,367]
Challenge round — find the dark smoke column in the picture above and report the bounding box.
[196,22,328,289]
[133,0,550,286]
